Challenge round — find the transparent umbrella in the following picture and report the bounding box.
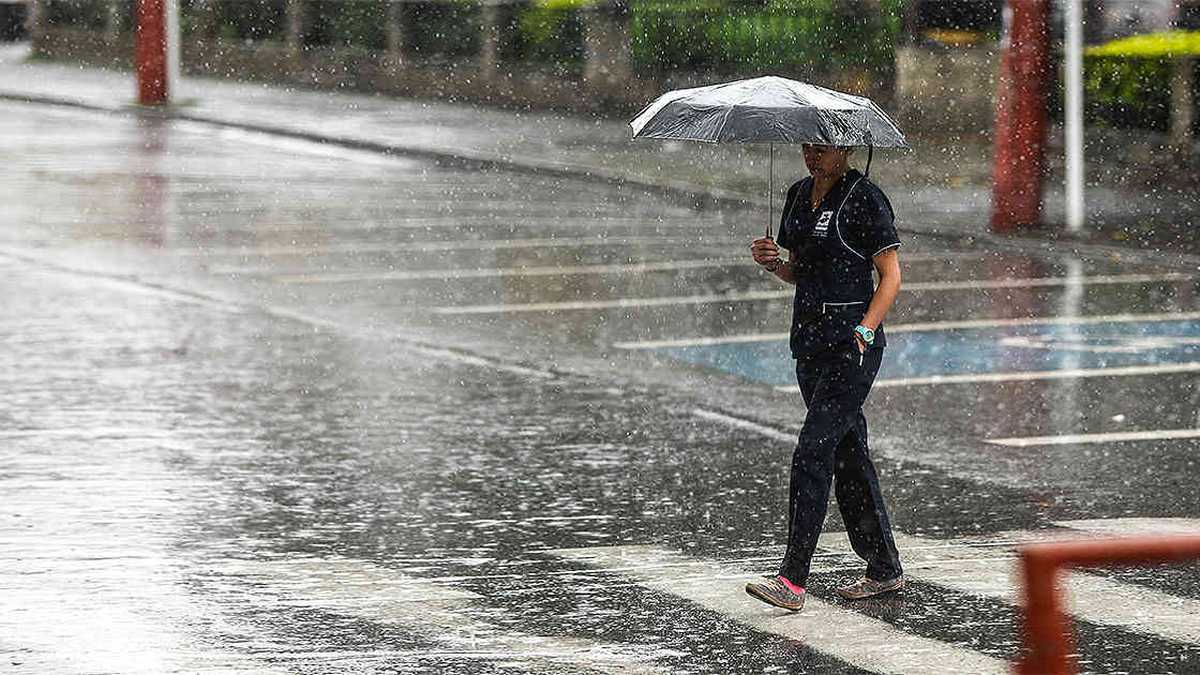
[630,75,909,238]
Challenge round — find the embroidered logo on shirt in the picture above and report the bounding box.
[813,210,834,237]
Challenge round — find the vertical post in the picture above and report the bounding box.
[991,0,1052,232]
[136,0,169,104]
[386,0,405,62]
[105,0,122,41]
[26,0,45,53]
[166,0,180,98]
[1017,550,1070,675]
[1170,57,1195,158]
[583,0,632,92]
[1064,0,1085,233]
[1083,0,1105,44]
[194,0,220,41]
[479,1,500,83]
[285,0,305,67]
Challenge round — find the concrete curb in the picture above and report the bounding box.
[4,90,1198,270]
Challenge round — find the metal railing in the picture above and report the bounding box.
[1016,534,1200,674]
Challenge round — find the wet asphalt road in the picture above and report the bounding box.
[2,101,1200,674]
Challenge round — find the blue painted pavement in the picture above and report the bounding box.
[656,319,1200,386]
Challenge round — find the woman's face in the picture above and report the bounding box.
[802,144,852,179]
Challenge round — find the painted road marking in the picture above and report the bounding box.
[863,362,1200,389]
[222,556,670,674]
[902,272,1190,291]
[216,252,977,279]
[177,235,745,257]
[1056,517,1200,537]
[435,272,1191,315]
[436,289,786,315]
[0,252,245,315]
[692,408,794,443]
[818,527,1200,646]
[271,258,745,283]
[986,428,1200,447]
[999,334,1200,353]
[614,311,1200,350]
[0,248,558,382]
[550,544,1009,675]
[406,344,557,380]
[253,307,559,380]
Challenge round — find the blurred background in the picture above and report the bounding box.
[5,0,1198,248]
[5,1,1194,129]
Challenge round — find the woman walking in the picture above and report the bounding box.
[744,143,904,612]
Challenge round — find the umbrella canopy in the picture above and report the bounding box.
[630,75,908,148]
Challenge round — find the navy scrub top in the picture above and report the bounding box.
[776,169,901,358]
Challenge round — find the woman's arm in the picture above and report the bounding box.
[856,248,901,348]
[750,237,796,285]
[771,258,797,285]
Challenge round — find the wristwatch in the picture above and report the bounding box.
[764,258,783,272]
[854,325,875,346]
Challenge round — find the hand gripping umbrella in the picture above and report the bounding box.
[630,75,908,238]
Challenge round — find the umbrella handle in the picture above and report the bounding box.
[766,142,774,239]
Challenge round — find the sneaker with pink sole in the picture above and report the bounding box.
[744,575,806,611]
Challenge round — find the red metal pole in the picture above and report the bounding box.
[991,0,1051,232]
[1016,535,1200,674]
[1016,548,1069,675]
[135,0,168,105]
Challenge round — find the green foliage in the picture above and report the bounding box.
[404,1,481,60]
[44,0,108,31]
[1086,30,1200,58]
[1084,55,1172,131]
[306,0,388,51]
[513,0,585,69]
[629,0,905,75]
[214,0,286,42]
[1082,30,1198,131]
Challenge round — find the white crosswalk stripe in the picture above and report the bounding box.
[207,520,1200,673]
[220,556,671,674]
[1056,517,1200,537]
[818,521,1200,645]
[547,518,1200,673]
[550,544,1009,674]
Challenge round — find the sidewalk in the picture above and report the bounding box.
[1,44,1194,262]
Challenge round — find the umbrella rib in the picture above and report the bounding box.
[714,78,771,143]
[713,103,738,144]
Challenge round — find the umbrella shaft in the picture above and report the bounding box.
[767,143,773,239]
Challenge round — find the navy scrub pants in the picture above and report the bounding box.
[778,343,903,586]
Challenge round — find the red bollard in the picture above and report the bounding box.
[991,0,1052,233]
[135,0,168,105]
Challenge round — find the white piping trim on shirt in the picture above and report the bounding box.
[834,177,868,261]
[872,242,901,258]
[822,301,867,313]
